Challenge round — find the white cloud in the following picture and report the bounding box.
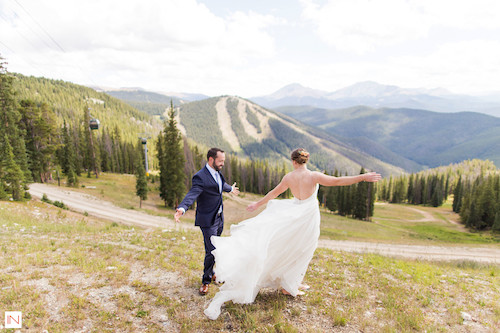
[2,0,500,96]
[300,0,500,54]
[388,40,500,94]
[0,0,281,94]
[300,0,430,53]
[423,0,500,29]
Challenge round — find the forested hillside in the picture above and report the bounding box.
[104,90,182,117]
[176,96,403,177]
[12,74,163,142]
[276,105,500,169]
[0,69,163,196]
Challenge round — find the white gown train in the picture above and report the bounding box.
[204,185,320,320]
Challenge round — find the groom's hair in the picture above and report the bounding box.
[207,147,224,161]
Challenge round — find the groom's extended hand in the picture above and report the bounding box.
[232,183,240,195]
[174,209,183,223]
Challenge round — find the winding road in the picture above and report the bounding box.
[28,183,500,264]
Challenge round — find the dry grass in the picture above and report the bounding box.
[1,200,499,332]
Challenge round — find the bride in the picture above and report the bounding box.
[204,148,381,320]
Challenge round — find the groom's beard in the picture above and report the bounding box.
[212,161,222,172]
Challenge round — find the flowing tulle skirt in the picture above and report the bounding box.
[204,186,320,320]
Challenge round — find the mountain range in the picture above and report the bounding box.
[275,105,500,169]
[251,81,500,117]
[95,82,500,172]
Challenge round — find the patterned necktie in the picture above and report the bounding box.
[216,172,222,193]
[216,172,223,215]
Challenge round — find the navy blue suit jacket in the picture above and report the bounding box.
[178,166,232,227]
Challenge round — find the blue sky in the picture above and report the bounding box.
[1,0,500,97]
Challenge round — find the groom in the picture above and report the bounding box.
[174,147,240,295]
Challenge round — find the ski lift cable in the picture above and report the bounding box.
[4,0,100,86]
[11,0,66,53]
[0,40,48,77]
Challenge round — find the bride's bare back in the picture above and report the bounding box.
[247,163,381,212]
[282,168,317,200]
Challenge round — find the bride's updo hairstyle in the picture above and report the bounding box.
[291,148,310,164]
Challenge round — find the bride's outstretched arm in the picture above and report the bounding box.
[313,171,381,187]
[247,177,289,212]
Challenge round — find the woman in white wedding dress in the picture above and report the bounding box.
[204,148,381,320]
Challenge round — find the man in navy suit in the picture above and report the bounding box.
[175,147,240,295]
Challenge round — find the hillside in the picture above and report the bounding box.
[9,75,404,176]
[103,90,182,117]
[175,96,404,176]
[276,105,500,168]
[102,89,211,118]
[12,74,162,142]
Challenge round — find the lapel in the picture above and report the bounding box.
[204,166,220,191]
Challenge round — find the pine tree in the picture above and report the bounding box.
[387,176,393,202]
[413,174,422,204]
[421,176,429,205]
[452,177,463,213]
[18,100,58,182]
[158,102,186,208]
[368,182,376,217]
[0,59,29,198]
[112,126,122,173]
[326,170,339,212]
[66,166,78,187]
[492,210,500,232]
[466,195,482,229]
[407,173,414,204]
[478,177,496,228]
[0,134,25,200]
[444,174,450,201]
[493,189,500,232]
[135,152,148,208]
[430,175,444,207]
[353,168,369,220]
[0,181,7,200]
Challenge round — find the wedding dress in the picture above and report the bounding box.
[204,185,320,320]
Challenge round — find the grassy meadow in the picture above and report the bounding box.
[1,173,499,332]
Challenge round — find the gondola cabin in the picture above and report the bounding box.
[141,138,147,145]
[89,118,100,130]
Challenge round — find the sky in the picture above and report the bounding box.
[1,0,500,98]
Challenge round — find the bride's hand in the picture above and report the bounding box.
[247,202,258,212]
[364,172,382,182]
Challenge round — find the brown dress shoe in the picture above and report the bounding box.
[199,284,209,295]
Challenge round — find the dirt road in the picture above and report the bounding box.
[28,183,181,230]
[29,183,500,264]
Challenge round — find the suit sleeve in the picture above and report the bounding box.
[177,174,204,212]
[222,182,232,193]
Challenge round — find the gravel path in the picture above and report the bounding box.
[29,183,500,264]
[28,183,180,230]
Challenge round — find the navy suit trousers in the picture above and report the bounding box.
[200,214,223,284]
